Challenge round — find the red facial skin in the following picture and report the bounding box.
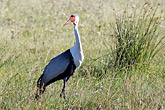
[64,16,76,26]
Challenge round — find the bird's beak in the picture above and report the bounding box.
[63,19,71,26]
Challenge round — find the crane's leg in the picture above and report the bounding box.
[60,78,66,99]
[66,76,71,82]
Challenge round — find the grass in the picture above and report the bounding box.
[0,0,165,109]
[111,3,164,71]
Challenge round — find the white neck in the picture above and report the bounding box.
[70,24,84,67]
[74,25,82,49]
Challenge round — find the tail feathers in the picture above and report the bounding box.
[35,74,46,99]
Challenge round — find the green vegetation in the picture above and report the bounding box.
[0,0,164,109]
[113,4,164,70]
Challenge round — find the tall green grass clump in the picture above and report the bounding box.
[112,3,164,71]
[87,3,164,77]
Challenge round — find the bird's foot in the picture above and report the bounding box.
[60,90,66,99]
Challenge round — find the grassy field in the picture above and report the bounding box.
[0,0,165,109]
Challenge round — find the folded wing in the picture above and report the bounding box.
[41,50,72,85]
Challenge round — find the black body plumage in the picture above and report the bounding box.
[35,49,76,99]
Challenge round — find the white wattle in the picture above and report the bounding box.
[70,45,84,67]
[70,23,84,67]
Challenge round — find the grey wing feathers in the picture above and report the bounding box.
[42,50,71,84]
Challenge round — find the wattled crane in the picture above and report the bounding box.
[35,14,84,99]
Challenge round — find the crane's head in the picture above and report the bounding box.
[64,14,79,26]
